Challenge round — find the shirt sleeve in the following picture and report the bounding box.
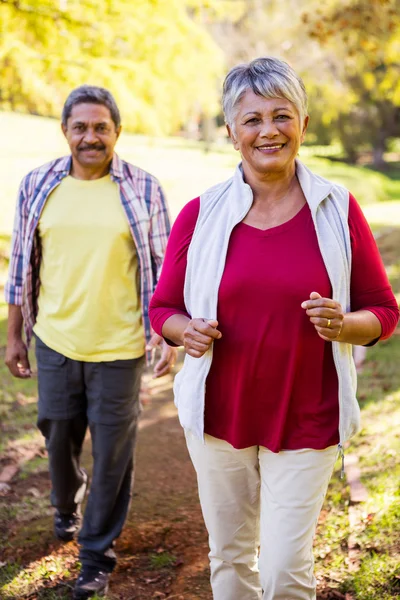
[349,193,399,340]
[149,197,200,336]
[149,179,171,286]
[4,179,29,306]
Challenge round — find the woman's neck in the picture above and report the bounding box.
[242,162,297,206]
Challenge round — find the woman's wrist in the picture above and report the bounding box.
[162,314,191,347]
[334,310,381,346]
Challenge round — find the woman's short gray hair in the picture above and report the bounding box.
[222,57,308,129]
[62,85,121,129]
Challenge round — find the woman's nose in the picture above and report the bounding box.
[259,118,279,138]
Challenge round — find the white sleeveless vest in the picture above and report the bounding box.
[174,160,359,445]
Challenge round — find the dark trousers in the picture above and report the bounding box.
[35,335,145,572]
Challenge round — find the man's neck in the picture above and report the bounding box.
[69,159,112,181]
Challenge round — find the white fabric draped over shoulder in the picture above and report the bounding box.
[173,160,359,444]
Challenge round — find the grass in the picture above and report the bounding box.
[149,551,177,569]
[0,555,75,599]
[300,151,399,205]
[0,305,38,455]
[314,474,350,582]
[339,338,400,599]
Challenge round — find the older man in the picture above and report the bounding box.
[5,85,175,599]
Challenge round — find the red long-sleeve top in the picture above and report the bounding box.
[150,194,399,451]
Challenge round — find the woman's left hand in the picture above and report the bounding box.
[301,291,344,342]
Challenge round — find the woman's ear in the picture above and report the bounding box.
[300,115,309,144]
[226,124,239,151]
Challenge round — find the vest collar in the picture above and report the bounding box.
[232,159,333,214]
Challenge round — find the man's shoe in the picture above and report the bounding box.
[54,510,82,541]
[73,566,109,599]
[54,469,88,541]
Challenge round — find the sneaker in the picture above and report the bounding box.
[54,510,82,541]
[54,470,88,541]
[73,566,110,599]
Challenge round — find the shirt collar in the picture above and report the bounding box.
[53,156,72,174]
[109,153,124,181]
[52,153,124,180]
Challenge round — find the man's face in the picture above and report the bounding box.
[62,103,121,176]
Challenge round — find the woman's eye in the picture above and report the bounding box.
[275,115,290,120]
[245,118,259,124]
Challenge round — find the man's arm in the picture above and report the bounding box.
[5,304,31,378]
[4,179,28,306]
[5,178,32,378]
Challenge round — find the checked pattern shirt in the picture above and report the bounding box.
[5,153,171,356]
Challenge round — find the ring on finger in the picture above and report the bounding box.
[327,318,331,328]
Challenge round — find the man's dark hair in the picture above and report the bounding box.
[62,85,121,129]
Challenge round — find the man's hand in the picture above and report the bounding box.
[301,291,344,342]
[146,333,178,378]
[182,318,222,358]
[5,338,32,378]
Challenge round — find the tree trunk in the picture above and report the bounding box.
[200,115,216,153]
[372,128,387,169]
[372,145,385,169]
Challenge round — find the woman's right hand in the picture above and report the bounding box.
[183,318,222,358]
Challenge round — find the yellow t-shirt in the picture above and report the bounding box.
[33,174,145,361]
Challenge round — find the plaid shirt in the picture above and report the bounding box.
[5,154,171,356]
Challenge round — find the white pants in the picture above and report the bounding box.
[185,432,338,600]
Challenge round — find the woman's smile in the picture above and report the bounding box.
[256,143,285,153]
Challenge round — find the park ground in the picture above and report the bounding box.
[0,115,399,599]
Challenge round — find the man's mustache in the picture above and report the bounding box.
[78,145,105,151]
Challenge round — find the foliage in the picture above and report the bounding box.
[2,0,400,162]
[0,0,226,134]
[201,0,400,166]
[301,0,400,165]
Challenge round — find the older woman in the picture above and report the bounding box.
[149,58,399,600]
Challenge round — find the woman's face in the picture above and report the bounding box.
[227,89,309,177]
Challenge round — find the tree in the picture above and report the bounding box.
[301,0,400,166]
[201,0,400,167]
[0,0,227,135]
